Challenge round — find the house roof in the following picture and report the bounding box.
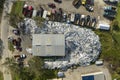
[32,34,65,56]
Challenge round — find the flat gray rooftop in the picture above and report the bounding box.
[32,34,65,56]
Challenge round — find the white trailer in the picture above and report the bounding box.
[98,24,110,30]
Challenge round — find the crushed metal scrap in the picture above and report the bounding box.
[20,18,101,69]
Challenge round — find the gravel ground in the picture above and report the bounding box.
[26,0,109,22]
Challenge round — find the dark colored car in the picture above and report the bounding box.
[74,13,81,25]
[91,17,97,27]
[58,8,63,15]
[17,37,22,43]
[37,6,44,17]
[16,47,22,52]
[72,0,81,8]
[84,15,90,26]
[86,0,94,5]
[12,39,17,46]
[79,15,85,26]
[54,0,62,3]
[85,4,94,12]
[104,6,117,13]
[12,29,20,35]
[48,3,56,8]
[104,0,118,4]
[103,12,116,20]
[14,55,20,58]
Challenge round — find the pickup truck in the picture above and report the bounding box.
[72,0,81,8]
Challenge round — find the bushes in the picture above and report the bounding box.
[8,41,14,52]
[111,20,120,31]
[0,71,3,80]
[0,0,5,21]
[9,1,24,28]
[7,57,57,80]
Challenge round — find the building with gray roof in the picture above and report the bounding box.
[32,34,65,56]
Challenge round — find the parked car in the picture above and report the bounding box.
[70,13,75,23]
[17,37,22,43]
[104,0,118,4]
[54,0,62,3]
[85,4,94,12]
[91,17,97,27]
[24,6,34,18]
[16,47,22,52]
[48,3,56,8]
[72,0,81,8]
[84,15,90,26]
[37,6,44,17]
[12,39,17,46]
[104,6,116,10]
[103,11,116,20]
[95,60,103,66]
[20,54,27,59]
[62,13,67,22]
[82,0,86,5]
[57,8,63,22]
[104,6,117,13]
[58,8,63,15]
[67,14,71,24]
[79,15,85,26]
[74,13,81,25]
[14,55,20,58]
[12,29,20,35]
[86,0,94,5]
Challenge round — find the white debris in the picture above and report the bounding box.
[26,48,32,54]
[22,19,101,69]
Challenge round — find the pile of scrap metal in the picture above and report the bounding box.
[42,21,101,69]
[20,19,101,70]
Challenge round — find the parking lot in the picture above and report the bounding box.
[63,65,112,80]
[26,0,110,23]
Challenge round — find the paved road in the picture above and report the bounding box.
[0,1,13,80]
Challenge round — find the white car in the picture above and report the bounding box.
[20,54,27,59]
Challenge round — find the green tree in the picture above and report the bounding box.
[112,20,120,31]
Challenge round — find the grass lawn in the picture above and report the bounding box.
[11,1,24,17]
[8,41,14,52]
[0,0,5,22]
[116,3,120,26]
[94,3,120,80]
[0,71,3,80]
[10,1,24,28]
